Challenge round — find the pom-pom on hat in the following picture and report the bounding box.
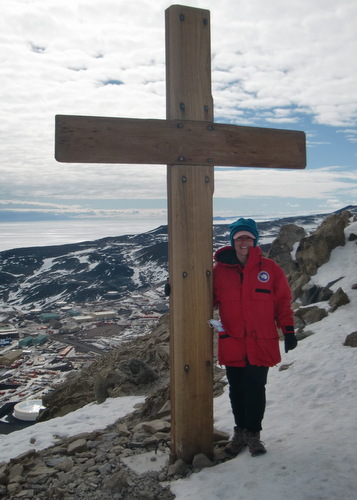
[229,218,259,247]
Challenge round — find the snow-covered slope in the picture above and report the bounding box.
[1,216,356,499]
[1,209,349,310]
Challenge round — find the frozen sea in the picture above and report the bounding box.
[0,212,305,252]
[0,218,168,252]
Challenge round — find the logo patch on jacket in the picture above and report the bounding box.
[258,271,270,282]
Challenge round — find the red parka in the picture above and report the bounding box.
[213,245,294,367]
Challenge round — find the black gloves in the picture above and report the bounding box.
[284,332,298,353]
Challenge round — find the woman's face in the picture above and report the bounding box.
[234,235,255,263]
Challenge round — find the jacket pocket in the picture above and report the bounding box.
[218,334,245,366]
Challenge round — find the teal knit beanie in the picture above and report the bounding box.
[229,218,259,247]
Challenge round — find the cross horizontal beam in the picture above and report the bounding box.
[55,114,306,169]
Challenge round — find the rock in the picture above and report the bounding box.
[117,422,131,437]
[288,270,310,301]
[296,211,350,276]
[192,453,213,472]
[8,463,24,483]
[103,469,133,490]
[294,306,328,326]
[9,449,38,464]
[279,362,294,371]
[142,419,171,434]
[328,287,350,312]
[53,457,74,472]
[300,283,333,306]
[94,370,123,404]
[167,459,190,478]
[6,482,21,497]
[268,223,306,274]
[157,400,171,418]
[296,329,315,341]
[213,429,230,442]
[67,438,88,455]
[343,331,357,347]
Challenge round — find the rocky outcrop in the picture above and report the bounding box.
[280,210,352,301]
[265,210,354,342]
[39,315,226,423]
[268,223,306,274]
[295,211,350,277]
[39,316,170,420]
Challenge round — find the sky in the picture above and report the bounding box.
[1,0,357,225]
[1,219,357,498]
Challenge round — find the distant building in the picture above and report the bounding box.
[18,334,48,348]
[69,310,81,317]
[40,313,61,323]
[92,311,117,320]
[0,326,19,340]
[73,315,95,323]
[32,334,48,346]
[0,338,12,347]
[0,349,23,366]
[18,337,34,348]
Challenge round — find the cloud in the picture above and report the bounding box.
[0,0,356,218]
[214,166,357,200]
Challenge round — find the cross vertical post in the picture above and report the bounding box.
[165,5,214,462]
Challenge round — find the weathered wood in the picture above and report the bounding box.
[166,5,214,462]
[55,115,306,168]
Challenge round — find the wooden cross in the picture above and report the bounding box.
[55,5,306,463]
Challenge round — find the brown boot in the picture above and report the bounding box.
[225,427,247,456]
[245,431,267,457]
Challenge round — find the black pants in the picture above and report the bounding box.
[226,365,269,433]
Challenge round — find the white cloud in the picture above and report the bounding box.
[0,0,356,216]
[214,166,357,200]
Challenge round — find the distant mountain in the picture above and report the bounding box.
[0,207,355,310]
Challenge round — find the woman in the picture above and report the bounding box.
[213,218,297,457]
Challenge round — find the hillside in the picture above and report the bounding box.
[0,208,356,499]
[1,207,355,311]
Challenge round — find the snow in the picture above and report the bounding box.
[1,222,357,499]
[0,396,144,462]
